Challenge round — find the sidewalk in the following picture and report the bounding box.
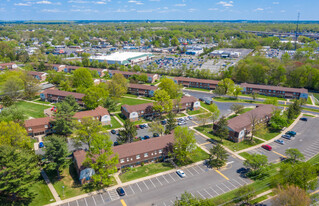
[236,113,303,154]
[41,170,61,202]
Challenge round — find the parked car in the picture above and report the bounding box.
[261,145,272,151]
[39,142,44,148]
[144,135,150,139]
[143,123,148,128]
[282,134,292,140]
[135,125,140,129]
[161,120,167,125]
[111,130,116,134]
[139,136,145,141]
[176,169,186,178]
[153,133,159,137]
[140,124,146,129]
[113,141,119,146]
[274,139,285,145]
[116,187,125,196]
[286,131,296,136]
[300,117,308,121]
[188,116,193,120]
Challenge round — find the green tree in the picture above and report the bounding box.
[103,98,119,113]
[107,73,128,100]
[0,146,40,204]
[159,78,181,99]
[287,99,302,120]
[244,154,268,171]
[52,101,75,136]
[148,121,165,136]
[171,36,180,46]
[0,121,31,150]
[269,109,288,130]
[153,90,173,117]
[1,95,14,107]
[271,185,311,206]
[83,84,109,109]
[44,135,68,179]
[208,144,228,169]
[234,184,256,205]
[217,78,235,95]
[72,68,93,89]
[84,134,118,187]
[174,192,202,206]
[22,73,40,100]
[0,106,27,125]
[64,95,80,112]
[214,86,226,96]
[3,75,24,101]
[285,148,305,163]
[73,117,105,149]
[264,97,279,106]
[173,127,197,165]
[230,104,244,115]
[118,119,137,143]
[209,103,220,125]
[214,116,229,143]
[229,85,242,99]
[197,113,210,126]
[165,111,176,134]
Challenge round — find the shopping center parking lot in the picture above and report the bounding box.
[247,116,319,163]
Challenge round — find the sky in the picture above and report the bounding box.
[0,0,318,21]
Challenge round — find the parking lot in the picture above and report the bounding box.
[247,116,319,163]
[57,158,251,206]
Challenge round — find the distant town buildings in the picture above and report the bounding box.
[89,52,154,65]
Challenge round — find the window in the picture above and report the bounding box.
[44,125,48,128]
[141,111,144,114]
[136,155,140,159]
[28,127,32,131]
[144,153,148,157]
[159,149,162,154]
[126,158,130,162]
[120,159,124,163]
[154,151,157,155]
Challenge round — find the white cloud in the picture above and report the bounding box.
[208,8,218,11]
[254,8,264,11]
[68,0,89,3]
[137,9,154,12]
[14,2,31,6]
[71,8,99,12]
[41,9,64,12]
[149,0,160,1]
[217,1,233,7]
[280,9,286,13]
[273,2,279,4]
[174,4,186,7]
[188,8,197,12]
[128,0,143,4]
[36,1,52,4]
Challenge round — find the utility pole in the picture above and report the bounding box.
[295,12,300,50]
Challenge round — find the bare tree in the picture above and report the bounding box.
[249,112,268,142]
[271,185,311,206]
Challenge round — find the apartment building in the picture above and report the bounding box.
[108,70,159,83]
[128,83,158,97]
[0,62,18,70]
[73,106,111,125]
[28,71,47,81]
[40,89,85,106]
[174,77,219,90]
[24,117,53,137]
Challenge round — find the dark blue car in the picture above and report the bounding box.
[39,142,44,148]
[286,131,296,136]
[144,135,150,139]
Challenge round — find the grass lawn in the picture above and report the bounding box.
[116,97,153,111]
[33,100,53,105]
[303,114,316,118]
[307,97,313,105]
[119,162,175,183]
[185,87,211,92]
[115,113,126,124]
[214,96,259,104]
[103,116,122,130]
[175,147,209,167]
[240,93,286,101]
[238,152,252,160]
[308,153,319,165]
[194,124,264,152]
[257,129,281,141]
[15,101,51,118]
[115,113,149,125]
[227,107,255,120]
[29,176,55,206]
[176,113,187,117]
[187,108,206,115]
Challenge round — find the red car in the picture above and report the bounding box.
[261,145,272,151]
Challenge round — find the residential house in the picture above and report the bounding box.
[24,117,53,137]
[174,77,219,90]
[121,96,200,121]
[0,105,3,113]
[220,104,275,143]
[128,83,158,97]
[0,62,18,70]
[73,106,111,125]
[73,133,174,183]
[240,83,308,99]
[28,71,47,81]
[40,89,85,106]
[108,70,159,83]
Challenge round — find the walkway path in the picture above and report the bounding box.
[22,99,54,106]
[113,115,124,126]
[41,170,61,202]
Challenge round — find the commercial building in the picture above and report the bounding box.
[240,83,308,99]
[28,71,47,81]
[210,50,241,58]
[121,96,200,121]
[219,105,275,143]
[0,62,18,70]
[108,70,159,83]
[89,52,154,65]
[73,133,174,183]
[40,89,85,106]
[174,77,219,90]
[128,83,158,97]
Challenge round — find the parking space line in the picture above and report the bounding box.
[191,166,200,174]
[92,196,97,205]
[197,165,206,172]
[156,177,163,186]
[100,194,105,203]
[232,179,243,186]
[120,199,127,206]
[215,184,226,193]
[209,187,219,195]
[170,200,174,204]
[214,169,229,180]
[85,198,89,206]
[185,168,194,176]
[128,184,135,194]
[76,200,79,206]
[190,192,195,197]
[107,191,112,200]
[197,191,205,199]
[143,181,149,190]
[135,183,143,192]
[168,173,176,182]
[149,178,156,187]
[162,175,170,184]
[221,183,231,191]
[163,202,167,206]
[203,188,214,198]
[68,202,70,206]
[272,151,287,158]
[227,181,237,189]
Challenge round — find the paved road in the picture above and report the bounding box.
[246,116,319,163]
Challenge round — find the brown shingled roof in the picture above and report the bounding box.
[241,83,308,94]
[74,106,109,119]
[174,76,219,85]
[128,83,158,91]
[28,71,46,76]
[122,102,154,113]
[227,104,275,133]
[43,89,85,99]
[0,62,16,67]
[24,117,51,127]
[109,70,155,78]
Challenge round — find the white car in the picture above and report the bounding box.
[143,123,148,128]
[188,116,193,120]
[176,169,186,178]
